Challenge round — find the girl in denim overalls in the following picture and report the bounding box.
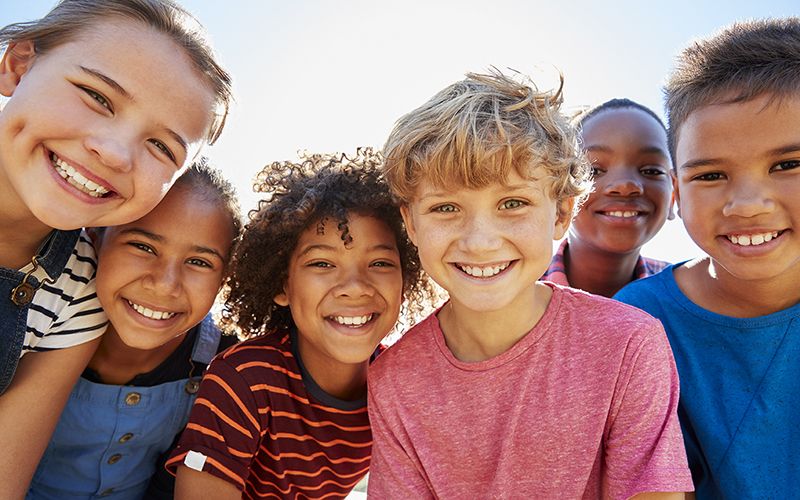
[0,1,232,494]
[29,160,242,499]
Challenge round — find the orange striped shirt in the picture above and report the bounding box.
[166,330,373,499]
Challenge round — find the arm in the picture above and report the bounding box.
[175,465,240,500]
[0,338,100,498]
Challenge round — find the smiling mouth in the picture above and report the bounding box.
[455,261,511,278]
[600,210,642,218]
[50,152,111,198]
[329,314,374,327]
[726,230,782,247]
[127,299,177,320]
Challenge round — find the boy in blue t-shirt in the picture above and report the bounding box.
[614,17,800,498]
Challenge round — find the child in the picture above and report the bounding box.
[368,70,693,499]
[542,98,674,297]
[166,149,432,499]
[26,159,241,499]
[614,18,800,498]
[0,0,231,494]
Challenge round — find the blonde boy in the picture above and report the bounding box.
[368,70,693,499]
[615,18,800,498]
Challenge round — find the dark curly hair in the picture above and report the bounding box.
[221,148,433,338]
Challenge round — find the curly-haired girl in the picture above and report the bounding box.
[167,148,432,499]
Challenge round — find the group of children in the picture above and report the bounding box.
[0,1,797,499]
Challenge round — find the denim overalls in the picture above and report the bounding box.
[27,316,222,500]
[0,230,80,394]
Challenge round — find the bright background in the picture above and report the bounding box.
[3,0,798,263]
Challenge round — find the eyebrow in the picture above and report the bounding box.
[296,242,398,258]
[680,143,800,170]
[119,228,225,260]
[768,143,800,156]
[80,66,188,154]
[585,144,669,157]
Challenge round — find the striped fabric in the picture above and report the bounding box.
[22,230,107,355]
[541,239,669,287]
[166,330,373,499]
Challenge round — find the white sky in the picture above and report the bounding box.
[4,0,798,262]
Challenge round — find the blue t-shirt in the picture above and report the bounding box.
[614,264,800,500]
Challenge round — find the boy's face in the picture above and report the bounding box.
[674,93,800,282]
[570,108,672,254]
[0,19,216,231]
[275,213,403,372]
[94,184,233,351]
[401,168,571,314]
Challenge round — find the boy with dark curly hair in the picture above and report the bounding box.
[368,70,693,498]
[615,18,800,498]
[166,148,432,499]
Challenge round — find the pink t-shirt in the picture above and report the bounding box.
[367,284,693,499]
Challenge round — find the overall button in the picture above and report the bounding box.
[119,433,134,443]
[185,379,200,394]
[124,392,141,406]
[108,454,122,465]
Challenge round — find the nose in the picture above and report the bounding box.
[722,182,775,218]
[333,267,375,298]
[602,170,644,197]
[142,261,182,298]
[84,130,134,173]
[458,213,503,254]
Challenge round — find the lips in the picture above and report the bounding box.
[455,261,512,278]
[49,151,115,198]
[726,230,783,247]
[126,299,177,320]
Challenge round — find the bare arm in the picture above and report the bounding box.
[175,465,241,500]
[0,338,100,499]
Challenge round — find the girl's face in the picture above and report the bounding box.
[275,213,403,376]
[569,107,673,255]
[94,183,234,351]
[0,18,216,230]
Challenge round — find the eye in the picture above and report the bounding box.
[640,166,667,177]
[307,261,333,269]
[148,139,176,163]
[187,257,213,269]
[128,242,155,254]
[692,172,725,182]
[590,166,605,178]
[79,86,112,112]
[431,203,457,213]
[500,199,528,210]
[771,160,800,172]
[371,259,397,268]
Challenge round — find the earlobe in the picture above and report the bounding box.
[400,204,418,246]
[274,291,289,307]
[0,41,37,97]
[553,198,575,240]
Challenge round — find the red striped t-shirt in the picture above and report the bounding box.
[165,330,373,498]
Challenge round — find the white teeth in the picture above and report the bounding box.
[458,262,510,278]
[727,231,779,246]
[606,211,639,218]
[50,153,110,197]
[127,300,176,320]
[333,314,373,326]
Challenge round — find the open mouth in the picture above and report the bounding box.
[726,230,783,247]
[328,313,375,327]
[599,210,642,218]
[127,299,177,320]
[50,152,112,198]
[455,261,512,278]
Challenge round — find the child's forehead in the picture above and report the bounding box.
[409,168,552,199]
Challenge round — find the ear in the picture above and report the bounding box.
[399,204,418,246]
[273,288,289,307]
[0,41,37,97]
[553,197,575,240]
[670,170,681,219]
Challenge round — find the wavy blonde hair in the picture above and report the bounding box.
[383,69,590,218]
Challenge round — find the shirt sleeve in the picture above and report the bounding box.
[165,356,263,491]
[366,371,435,499]
[604,321,694,498]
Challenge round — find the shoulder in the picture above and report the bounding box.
[370,313,439,377]
[614,263,675,306]
[209,331,297,382]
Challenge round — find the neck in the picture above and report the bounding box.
[564,238,642,297]
[438,282,552,362]
[675,257,800,317]
[87,325,186,385]
[297,340,368,401]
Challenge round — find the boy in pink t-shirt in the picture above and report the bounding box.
[368,70,693,499]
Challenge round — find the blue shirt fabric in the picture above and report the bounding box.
[614,264,800,499]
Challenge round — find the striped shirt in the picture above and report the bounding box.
[166,330,373,499]
[21,229,107,355]
[541,239,669,287]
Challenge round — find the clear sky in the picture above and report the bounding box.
[3,0,798,262]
